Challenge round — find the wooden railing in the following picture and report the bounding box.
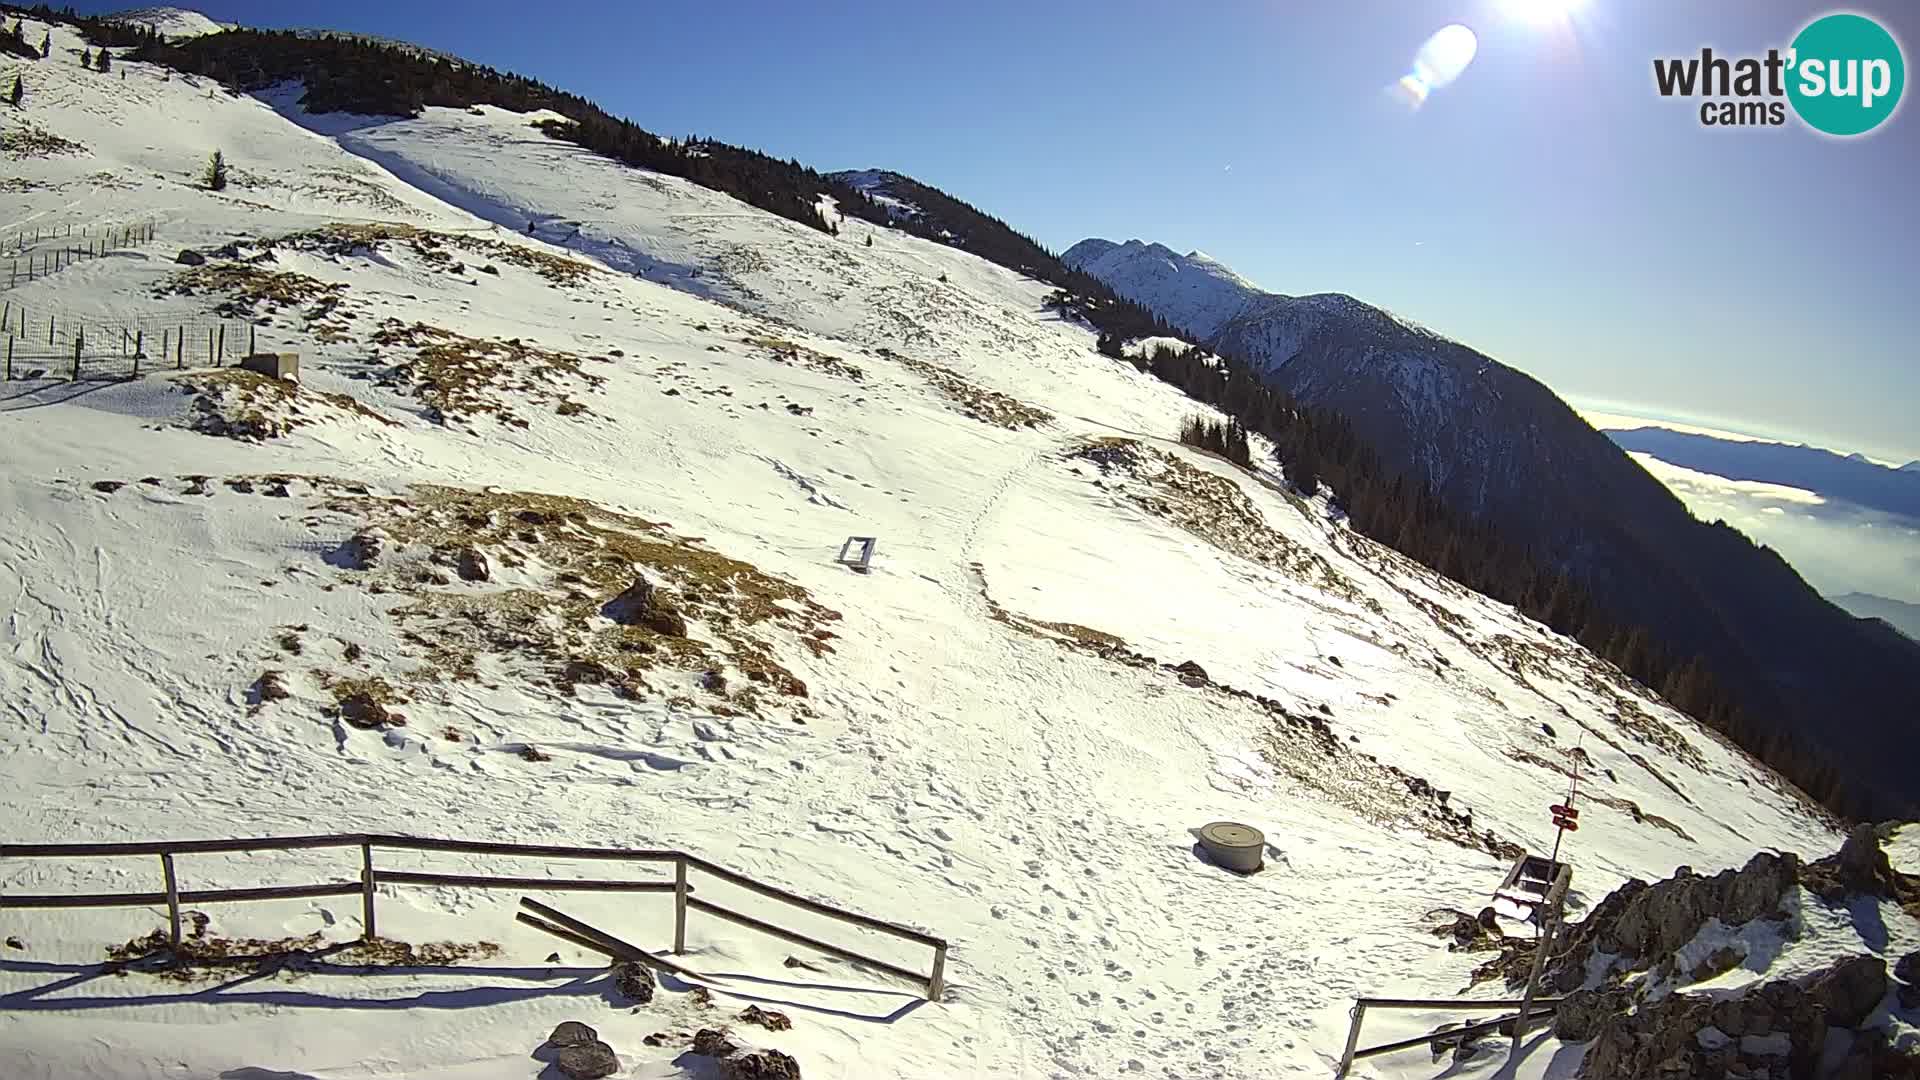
[0,834,948,1001]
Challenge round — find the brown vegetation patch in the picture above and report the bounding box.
[177,369,395,441]
[279,222,596,287]
[878,347,1051,429]
[107,915,499,982]
[1,123,86,158]
[322,485,837,724]
[742,335,867,382]
[370,320,603,427]
[1071,440,1360,600]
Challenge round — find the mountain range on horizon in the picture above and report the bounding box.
[1062,237,1920,817]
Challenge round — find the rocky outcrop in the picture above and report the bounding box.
[337,530,385,570]
[1579,977,1827,1080]
[1547,851,1799,992]
[1803,822,1906,903]
[603,576,689,636]
[1805,955,1887,1029]
[721,1050,802,1079]
[1897,951,1919,1010]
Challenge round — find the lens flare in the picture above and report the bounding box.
[1392,23,1479,108]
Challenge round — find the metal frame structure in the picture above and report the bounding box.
[837,536,877,572]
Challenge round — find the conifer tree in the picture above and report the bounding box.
[96,48,111,73]
[41,32,51,58]
[9,73,22,107]
[203,148,227,191]
[80,47,90,67]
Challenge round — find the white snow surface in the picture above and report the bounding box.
[107,6,229,39]
[0,17,1869,1080]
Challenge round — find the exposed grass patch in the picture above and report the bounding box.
[1070,440,1360,601]
[877,347,1051,429]
[370,320,603,428]
[177,369,396,442]
[280,222,596,287]
[1,123,86,158]
[107,915,500,982]
[322,485,837,724]
[742,336,867,382]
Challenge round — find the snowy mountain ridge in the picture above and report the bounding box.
[0,12,1902,1079]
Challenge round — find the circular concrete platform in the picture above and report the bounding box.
[1197,821,1265,873]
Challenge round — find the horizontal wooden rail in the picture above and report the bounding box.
[365,835,681,863]
[0,834,949,1000]
[1336,995,1568,1076]
[1352,1007,1557,1063]
[0,881,362,909]
[688,895,928,990]
[683,854,943,948]
[0,835,361,858]
[373,870,682,893]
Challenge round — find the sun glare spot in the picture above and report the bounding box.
[1391,24,1479,109]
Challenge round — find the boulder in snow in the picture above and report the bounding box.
[174,248,205,266]
[455,546,491,583]
[1897,951,1919,1009]
[612,959,654,1005]
[691,1028,737,1057]
[555,1040,619,1079]
[720,1049,802,1080]
[547,1021,598,1048]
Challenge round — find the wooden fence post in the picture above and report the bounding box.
[73,328,83,380]
[49,315,54,346]
[207,328,214,366]
[162,329,169,366]
[929,941,947,1002]
[134,331,142,377]
[248,324,255,355]
[5,337,12,381]
[177,325,184,368]
[360,842,378,941]
[673,858,688,955]
[160,853,182,950]
[216,324,225,362]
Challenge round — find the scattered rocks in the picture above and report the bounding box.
[692,1028,737,1057]
[339,530,385,569]
[263,481,291,498]
[5,936,24,950]
[612,959,655,1005]
[455,546,490,583]
[1898,951,1919,1010]
[702,670,728,693]
[478,264,498,275]
[175,248,205,266]
[1174,660,1208,686]
[555,1041,619,1079]
[90,480,124,494]
[737,1004,792,1031]
[519,745,552,762]
[1541,722,1556,738]
[644,605,689,637]
[1552,986,1631,1042]
[253,669,291,704]
[720,1050,801,1079]
[337,691,396,729]
[603,576,655,624]
[547,1021,599,1048]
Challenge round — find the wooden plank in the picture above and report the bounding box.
[0,835,362,858]
[516,912,621,959]
[0,882,361,909]
[682,855,945,948]
[375,870,681,893]
[368,835,680,862]
[516,897,708,983]
[687,896,928,990]
[1356,997,1565,1010]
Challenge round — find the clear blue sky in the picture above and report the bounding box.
[94,1,1920,462]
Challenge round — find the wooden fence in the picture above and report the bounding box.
[0,833,949,1001]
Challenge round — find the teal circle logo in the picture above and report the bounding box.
[1787,13,1905,136]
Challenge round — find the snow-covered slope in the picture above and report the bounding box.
[107,5,229,39]
[1062,238,1263,340]
[0,15,1864,1080]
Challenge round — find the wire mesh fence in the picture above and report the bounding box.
[1,301,254,382]
[4,220,161,263]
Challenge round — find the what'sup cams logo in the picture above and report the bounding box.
[1654,12,1905,136]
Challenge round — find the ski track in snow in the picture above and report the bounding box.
[0,16,1867,1080]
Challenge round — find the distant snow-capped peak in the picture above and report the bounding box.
[108,6,228,38]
